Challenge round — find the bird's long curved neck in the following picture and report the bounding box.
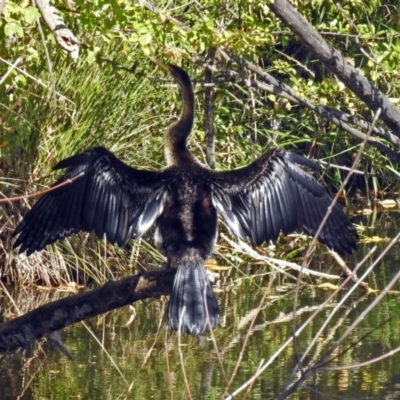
[165,71,195,165]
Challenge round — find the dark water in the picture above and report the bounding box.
[2,211,400,399]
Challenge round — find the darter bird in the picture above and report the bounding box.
[13,62,358,335]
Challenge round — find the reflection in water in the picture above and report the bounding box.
[3,212,400,398]
[199,361,214,400]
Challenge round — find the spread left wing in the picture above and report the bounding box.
[210,149,357,256]
[13,147,167,255]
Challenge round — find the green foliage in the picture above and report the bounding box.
[2,4,400,398]
[1,0,400,281]
[2,1,40,37]
[3,245,400,399]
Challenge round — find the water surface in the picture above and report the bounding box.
[2,211,400,399]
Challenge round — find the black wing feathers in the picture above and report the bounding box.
[211,149,357,256]
[13,147,166,255]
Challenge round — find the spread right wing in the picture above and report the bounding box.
[211,149,358,256]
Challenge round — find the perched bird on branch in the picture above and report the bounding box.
[13,62,358,335]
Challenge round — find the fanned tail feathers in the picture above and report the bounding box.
[169,257,219,335]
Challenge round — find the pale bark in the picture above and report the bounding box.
[34,0,79,59]
[270,0,400,136]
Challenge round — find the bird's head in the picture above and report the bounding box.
[151,58,192,89]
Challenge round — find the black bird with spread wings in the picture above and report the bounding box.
[13,62,358,335]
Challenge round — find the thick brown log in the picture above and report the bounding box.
[270,0,400,136]
[0,268,175,354]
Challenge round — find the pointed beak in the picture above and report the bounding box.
[149,57,169,72]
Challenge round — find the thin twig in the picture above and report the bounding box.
[222,234,341,281]
[222,50,400,149]
[202,59,400,162]
[0,56,74,105]
[290,107,380,389]
[177,307,193,400]
[283,247,377,391]
[164,329,174,400]
[242,359,265,400]
[279,231,400,398]
[0,57,23,86]
[0,172,84,204]
[298,247,377,365]
[140,0,400,157]
[223,275,276,397]
[270,0,400,134]
[142,300,167,366]
[323,344,400,371]
[317,160,364,174]
[137,0,190,31]
[302,107,381,265]
[81,321,129,386]
[223,244,374,400]
[291,294,369,385]
[316,231,400,367]
[34,0,56,102]
[204,47,216,169]
[203,284,229,387]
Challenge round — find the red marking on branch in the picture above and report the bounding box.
[0,172,84,203]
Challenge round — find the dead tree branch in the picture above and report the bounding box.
[34,0,79,59]
[204,48,217,169]
[0,0,6,17]
[139,0,400,162]
[0,268,175,354]
[201,60,400,163]
[270,0,400,136]
[223,50,400,149]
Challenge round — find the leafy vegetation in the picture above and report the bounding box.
[1,0,400,282]
[2,1,400,399]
